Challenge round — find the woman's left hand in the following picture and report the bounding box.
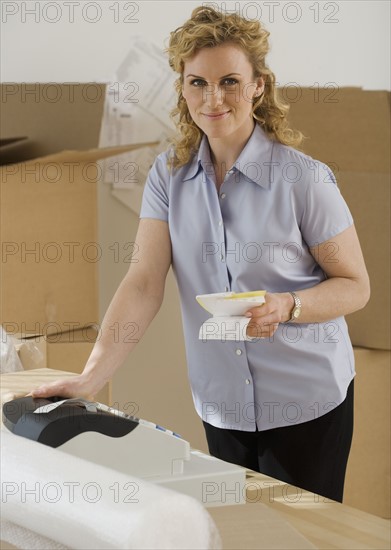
[245,292,294,339]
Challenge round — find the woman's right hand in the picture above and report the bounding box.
[28,373,99,401]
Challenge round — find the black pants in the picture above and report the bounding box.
[203,380,354,502]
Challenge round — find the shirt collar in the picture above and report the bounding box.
[233,124,273,189]
[182,123,274,188]
[182,136,210,181]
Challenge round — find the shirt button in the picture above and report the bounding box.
[220,193,226,199]
[245,379,251,385]
[235,349,242,356]
[218,220,223,227]
[220,254,225,262]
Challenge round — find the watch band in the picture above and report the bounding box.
[288,291,302,322]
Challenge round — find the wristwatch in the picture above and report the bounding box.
[288,292,302,322]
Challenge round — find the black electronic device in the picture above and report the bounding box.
[2,396,138,447]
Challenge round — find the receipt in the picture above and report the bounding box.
[199,316,253,341]
[197,291,266,342]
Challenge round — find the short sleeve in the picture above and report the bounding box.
[300,161,354,247]
[139,152,169,221]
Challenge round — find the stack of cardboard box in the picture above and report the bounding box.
[0,83,151,406]
[288,87,390,518]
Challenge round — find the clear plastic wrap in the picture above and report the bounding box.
[0,326,24,374]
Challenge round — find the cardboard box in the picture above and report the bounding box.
[344,347,391,518]
[14,334,47,370]
[0,83,156,336]
[288,88,390,350]
[0,83,107,160]
[1,142,153,336]
[45,325,99,373]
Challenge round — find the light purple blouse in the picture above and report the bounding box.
[140,123,355,431]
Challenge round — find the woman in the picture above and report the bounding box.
[31,6,370,502]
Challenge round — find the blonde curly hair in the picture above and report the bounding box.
[165,5,305,170]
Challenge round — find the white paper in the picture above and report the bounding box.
[98,36,177,214]
[199,316,253,342]
[197,292,266,341]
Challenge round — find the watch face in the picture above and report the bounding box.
[293,308,301,319]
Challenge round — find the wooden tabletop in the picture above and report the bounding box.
[1,368,390,550]
[244,471,390,549]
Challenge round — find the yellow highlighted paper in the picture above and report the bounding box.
[224,290,266,300]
